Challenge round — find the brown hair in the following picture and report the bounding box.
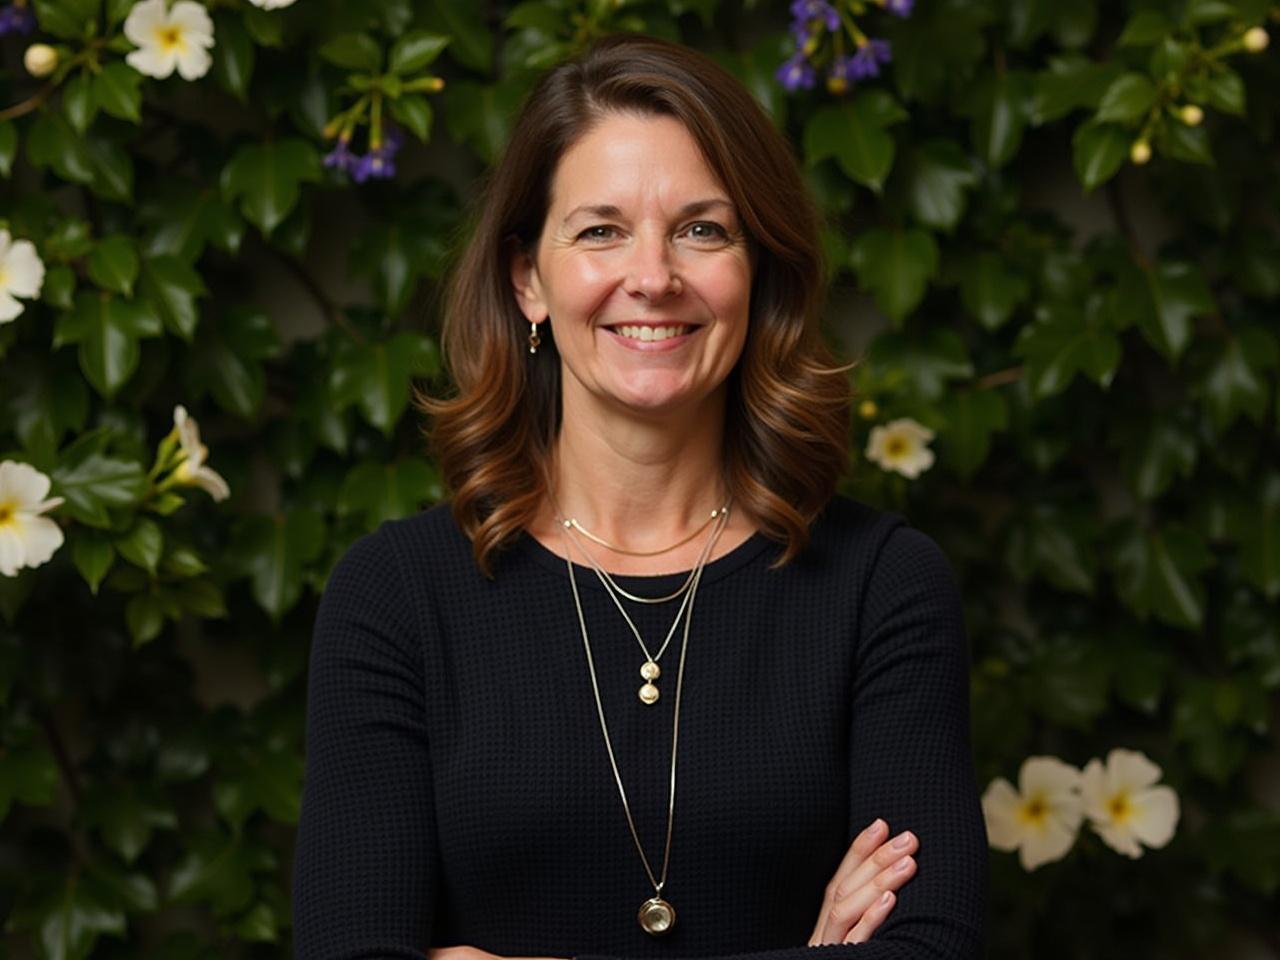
[416,32,854,578]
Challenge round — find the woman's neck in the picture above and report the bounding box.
[528,384,756,574]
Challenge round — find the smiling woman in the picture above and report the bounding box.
[293,31,986,960]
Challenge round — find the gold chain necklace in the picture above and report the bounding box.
[565,503,731,556]
[560,510,725,936]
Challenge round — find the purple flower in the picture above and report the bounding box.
[848,37,892,80]
[885,0,914,16]
[0,3,37,36]
[323,137,358,173]
[789,0,839,32]
[352,152,396,183]
[776,51,818,92]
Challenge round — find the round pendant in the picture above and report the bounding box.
[638,682,660,704]
[640,661,661,681]
[638,896,675,935]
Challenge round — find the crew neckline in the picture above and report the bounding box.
[517,525,776,595]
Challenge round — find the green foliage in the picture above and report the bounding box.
[1,0,1278,957]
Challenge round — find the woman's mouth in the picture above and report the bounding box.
[601,324,701,351]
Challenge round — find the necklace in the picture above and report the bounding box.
[561,507,729,704]
[561,511,724,935]
[565,502,731,556]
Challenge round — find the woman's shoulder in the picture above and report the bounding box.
[809,493,955,584]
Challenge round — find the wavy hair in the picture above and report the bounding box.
[416,33,855,578]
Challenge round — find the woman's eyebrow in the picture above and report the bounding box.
[561,198,734,225]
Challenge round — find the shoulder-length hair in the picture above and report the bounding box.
[416,32,854,579]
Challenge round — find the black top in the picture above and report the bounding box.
[292,495,988,960]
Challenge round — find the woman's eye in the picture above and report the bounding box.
[687,222,729,241]
[578,225,617,241]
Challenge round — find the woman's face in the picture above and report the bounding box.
[510,111,754,419]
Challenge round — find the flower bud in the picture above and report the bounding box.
[23,43,58,78]
[826,75,848,95]
[1243,27,1269,52]
[1130,139,1152,165]
[1178,104,1203,126]
[858,399,879,419]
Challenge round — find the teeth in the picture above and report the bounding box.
[615,325,691,341]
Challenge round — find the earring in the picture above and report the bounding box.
[528,320,542,354]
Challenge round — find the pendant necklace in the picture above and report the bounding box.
[559,509,725,935]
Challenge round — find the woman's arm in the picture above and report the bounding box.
[292,527,440,960]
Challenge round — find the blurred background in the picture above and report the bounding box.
[1,0,1278,956]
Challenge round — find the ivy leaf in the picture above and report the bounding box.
[849,227,939,322]
[329,332,440,435]
[1108,519,1213,629]
[901,139,977,232]
[969,70,1033,169]
[168,830,277,917]
[339,458,443,528]
[83,782,178,864]
[868,327,973,401]
[51,453,148,528]
[1144,261,1217,363]
[116,517,164,576]
[232,509,326,621]
[958,251,1030,330]
[93,63,143,124]
[388,31,449,74]
[805,91,907,192]
[63,72,99,135]
[1095,72,1157,123]
[126,594,166,647]
[940,388,1009,481]
[212,12,255,102]
[440,79,525,164]
[0,740,59,821]
[1118,416,1198,501]
[421,0,492,73]
[53,292,162,399]
[186,308,280,419]
[27,112,95,185]
[317,32,382,72]
[221,139,322,236]
[31,0,99,40]
[1228,474,1280,600]
[388,94,433,142]
[87,234,140,297]
[1032,55,1123,124]
[72,532,116,595]
[1196,325,1278,429]
[36,874,127,960]
[1117,10,1171,46]
[1012,303,1121,399]
[1005,504,1097,594]
[1072,121,1131,192]
[140,256,209,341]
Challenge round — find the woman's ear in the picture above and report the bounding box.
[507,237,547,323]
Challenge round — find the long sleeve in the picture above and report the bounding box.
[575,523,987,960]
[292,527,438,960]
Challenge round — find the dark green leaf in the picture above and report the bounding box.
[1032,56,1123,124]
[422,0,492,72]
[1012,304,1121,398]
[1197,326,1278,429]
[126,593,166,647]
[71,532,116,595]
[1095,72,1157,123]
[970,70,1032,169]
[901,140,977,232]
[388,94,433,142]
[1118,11,1171,46]
[1072,121,1131,191]
[0,119,17,177]
[0,741,58,821]
[53,292,161,399]
[221,139,323,236]
[212,12,255,102]
[116,516,163,575]
[140,256,208,341]
[340,458,442,527]
[867,327,973,401]
[388,31,449,74]
[32,0,99,40]
[63,72,99,135]
[233,509,325,620]
[329,332,439,434]
[93,63,143,124]
[87,234,140,297]
[849,227,939,321]
[959,251,1030,330]
[51,453,147,528]
[317,32,382,72]
[1108,519,1213,629]
[939,389,1008,480]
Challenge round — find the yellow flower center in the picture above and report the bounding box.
[0,500,13,526]
[156,25,186,51]
[1107,792,1133,823]
[1018,793,1049,829]
[886,437,908,458]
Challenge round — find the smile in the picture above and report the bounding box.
[601,324,701,351]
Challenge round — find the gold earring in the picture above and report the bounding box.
[528,320,542,354]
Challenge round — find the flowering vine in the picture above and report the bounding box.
[777,0,913,95]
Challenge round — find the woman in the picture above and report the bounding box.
[292,32,986,960]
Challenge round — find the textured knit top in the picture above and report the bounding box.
[292,495,988,960]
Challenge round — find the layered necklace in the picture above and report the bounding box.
[556,498,731,935]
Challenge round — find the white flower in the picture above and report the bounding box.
[982,756,1084,871]
[0,461,66,577]
[246,0,296,8]
[1081,748,1179,859]
[172,405,230,501]
[123,0,215,81]
[865,417,935,478]
[0,229,46,325]
[23,43,59,78]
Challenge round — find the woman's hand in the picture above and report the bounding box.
[808,818,919,946]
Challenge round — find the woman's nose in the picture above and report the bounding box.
[624,233,682,300]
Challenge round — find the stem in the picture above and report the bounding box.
[38,708,84,812]
[1105,178,1151,271]
[0,83,56,122]
[975,366,1024,390]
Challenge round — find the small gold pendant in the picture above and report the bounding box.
[638,682,659,704]
[638,661,661,704]
[638,896,675,935]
